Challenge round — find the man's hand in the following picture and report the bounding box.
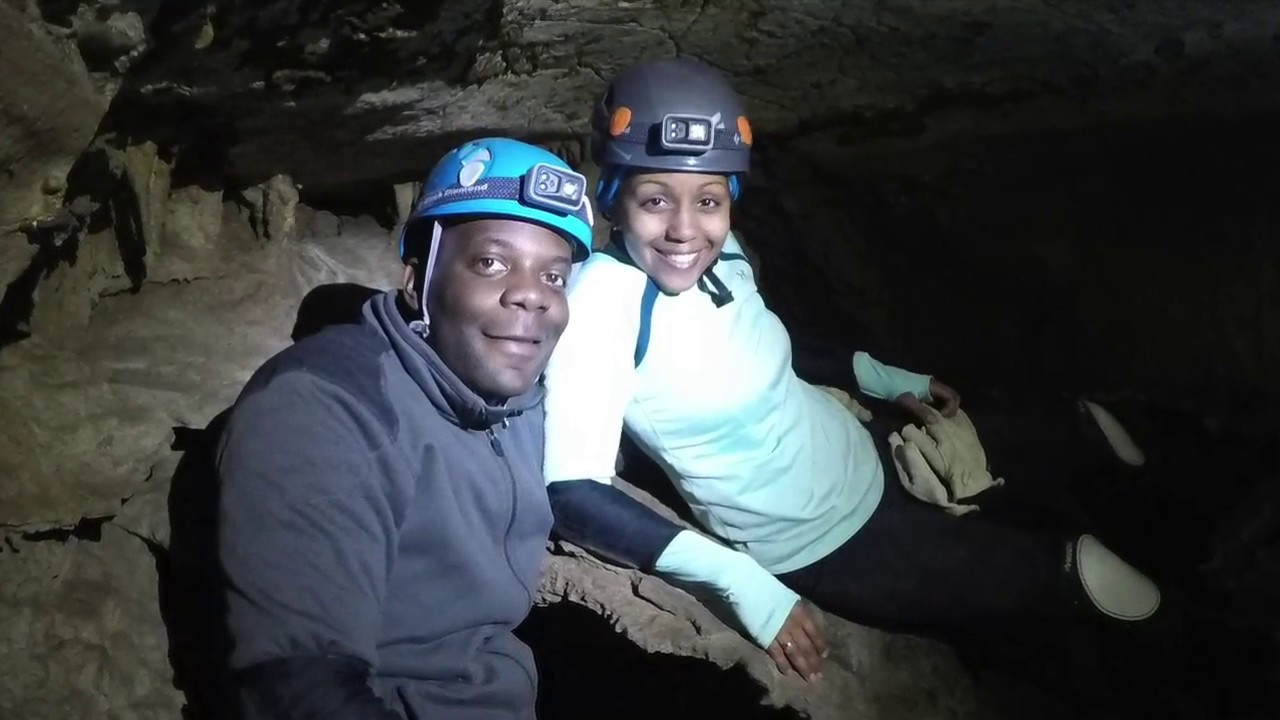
[894,378,961,425]
[766,600,828,681]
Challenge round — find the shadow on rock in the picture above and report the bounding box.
[162,408,242,720]
[517,601,805,720]
[291,282,384,342]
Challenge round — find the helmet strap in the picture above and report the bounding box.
[595,167,627,221]
[408,221,444,338]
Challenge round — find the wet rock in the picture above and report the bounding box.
[0,221,401,530]
[152,183,225,281]
[0,524,183,720]
[306,208,343,239]
[535,478,988,720]
[120,141,173,263]
[105,0,1280,192]
[262,174,299,245]
[0,2,109,231]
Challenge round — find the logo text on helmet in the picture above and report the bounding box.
[419,182,493,210]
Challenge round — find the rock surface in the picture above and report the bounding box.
[108,0,1280,191]
[0,524,180,720]
[4,0,1279,403]
[0,214,399,530]
[0,1,109,232]
[539,480,990,720]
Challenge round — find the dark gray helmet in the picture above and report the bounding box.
[590,56,753,174]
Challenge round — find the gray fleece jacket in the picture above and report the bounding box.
[216,290,553,720]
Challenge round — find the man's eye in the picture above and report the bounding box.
[476,257,506,273]
[544,272,567,288]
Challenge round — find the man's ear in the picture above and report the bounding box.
[401,261,419,310]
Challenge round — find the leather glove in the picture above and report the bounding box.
[888,430,979,516]
[901,406,1004,501]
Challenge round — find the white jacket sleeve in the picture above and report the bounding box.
[654,530,799,648]
[852,351,932,401]
[543,257,645,485]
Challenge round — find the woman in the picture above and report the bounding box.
[541,57,1168,690]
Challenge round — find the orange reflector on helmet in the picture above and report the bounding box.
[606,106,632,136]
[610,107,633,137]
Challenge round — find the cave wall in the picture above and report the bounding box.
[105,0,1280,191]
[742,110,1280,416]
[0,1,106,233]
[5,0,1280,397]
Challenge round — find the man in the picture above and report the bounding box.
[215,137,594,719]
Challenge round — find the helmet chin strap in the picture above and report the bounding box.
[408,221,444,339]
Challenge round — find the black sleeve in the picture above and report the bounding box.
[789,333,860,391]
[237,656,403,720]
[547,479,683,572]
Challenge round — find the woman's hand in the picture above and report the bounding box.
[766,600,829,681]
[894,378,962,425]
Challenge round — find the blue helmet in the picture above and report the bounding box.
[400,137,594,264]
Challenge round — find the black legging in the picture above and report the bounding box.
[774,395,1202,706]
[778,343,1277,713]
[776,401,1094,632]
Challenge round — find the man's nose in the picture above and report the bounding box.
[500,269,552,311]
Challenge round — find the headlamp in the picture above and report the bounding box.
[522,162,588,215]
[659,113,715,152]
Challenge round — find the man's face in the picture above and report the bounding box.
[418,218,573,401]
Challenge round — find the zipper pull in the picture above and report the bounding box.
[486,427,505,457]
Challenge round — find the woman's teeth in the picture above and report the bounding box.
[658,250,699,270]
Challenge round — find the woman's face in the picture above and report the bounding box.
[614,171,732,294]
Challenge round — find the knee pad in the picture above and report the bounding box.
[1080,400,1146,467]
[1070,534,1161,621]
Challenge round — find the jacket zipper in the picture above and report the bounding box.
[486,426,506,457]
[485,425,534,613]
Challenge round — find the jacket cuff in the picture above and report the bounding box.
[852,351,932,401]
